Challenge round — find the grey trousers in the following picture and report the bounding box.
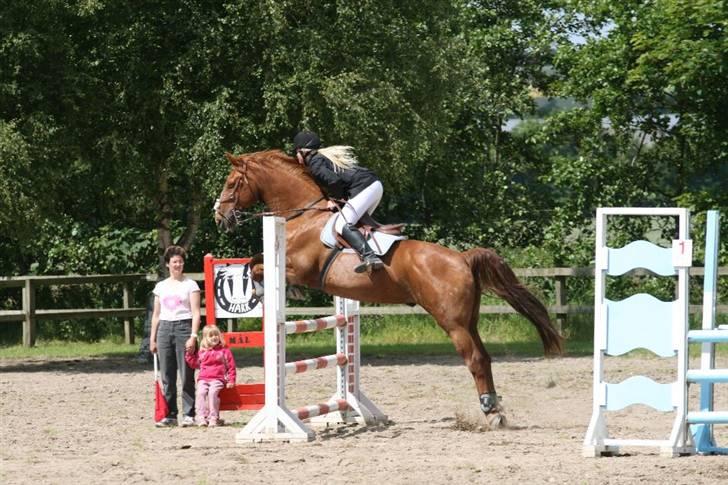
[156,319,195,419]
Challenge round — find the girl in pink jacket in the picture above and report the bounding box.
[185,325,236,427]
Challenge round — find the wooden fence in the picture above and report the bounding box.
[1,267,726,347]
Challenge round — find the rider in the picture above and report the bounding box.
[292,130,384,274]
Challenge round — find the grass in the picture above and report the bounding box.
[284,313,595,356]
[0,324,721,361]
[0,338,139,360]
[0,314,594,360]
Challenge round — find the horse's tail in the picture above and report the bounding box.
[462,248,564,356]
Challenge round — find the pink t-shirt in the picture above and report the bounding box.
[153,277,200,321]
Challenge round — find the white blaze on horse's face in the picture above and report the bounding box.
[213,196,233,231]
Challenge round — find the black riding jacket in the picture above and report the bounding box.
[304,151,379,200]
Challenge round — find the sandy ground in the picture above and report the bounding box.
[2,353,728,484]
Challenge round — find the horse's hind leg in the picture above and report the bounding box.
[470,328,506,427]
[441,313,505,428]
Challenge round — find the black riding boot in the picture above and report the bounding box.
[340,224,384,274]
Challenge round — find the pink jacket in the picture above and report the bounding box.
[185,345,236,384]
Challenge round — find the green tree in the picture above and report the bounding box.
[0,1,95,273]
[419,0,560,249]
[539,0,728,264]
[1,1,478,275]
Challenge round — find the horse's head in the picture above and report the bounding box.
[213,149,324,232]
[214,152,260,232]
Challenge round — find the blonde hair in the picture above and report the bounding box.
[200,324,226,350]
[318,145,358,172]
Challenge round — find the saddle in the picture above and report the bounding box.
[359,213,406,235]
[333,213,406,249]
[314,212,407,289]
[321,213,407,255]
[254,214,408,291]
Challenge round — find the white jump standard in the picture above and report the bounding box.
[583,207,693,457]
[236,216,386,443]
[584,208,728,457]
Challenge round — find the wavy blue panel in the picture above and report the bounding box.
[607,240,676,276]
[605,376,674,412]
[605,294,676,357]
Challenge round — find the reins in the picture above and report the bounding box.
[227,196,332,226]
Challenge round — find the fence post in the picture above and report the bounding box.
[123,282,134,345]
[22,279,36,347]
[554,275,567,333]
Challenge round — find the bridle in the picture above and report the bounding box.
[214,160,330,227]
[213,163,249,227]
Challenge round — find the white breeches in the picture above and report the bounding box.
[334,181,383,234]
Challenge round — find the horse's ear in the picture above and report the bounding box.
[224,152,237,165]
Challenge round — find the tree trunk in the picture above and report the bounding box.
[177,184,201,252]
[154,165,201,276]
[156,166,172,277]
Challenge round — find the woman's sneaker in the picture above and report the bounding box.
[155,417,177,427]
[180,416,195,427]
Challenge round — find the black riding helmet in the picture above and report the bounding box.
[292,131,321,154]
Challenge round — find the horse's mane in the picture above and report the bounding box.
[244,149,322,194]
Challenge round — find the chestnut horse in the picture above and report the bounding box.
[214,149,563,426]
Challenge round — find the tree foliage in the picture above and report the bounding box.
[538,0,728,263]
[1,0,725,284]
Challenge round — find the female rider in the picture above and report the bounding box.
[292,130,384,274]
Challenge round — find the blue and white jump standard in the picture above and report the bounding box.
[686,210,728,454]
[583,208,694,457]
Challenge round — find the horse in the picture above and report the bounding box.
[214,149,563,427]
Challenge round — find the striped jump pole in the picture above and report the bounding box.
[295,399,349,421]
[311,294,387,426]
[285,354,349,375]
[284,314,348,334]
[236,216,386,443]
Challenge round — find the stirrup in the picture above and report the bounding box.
[354,257,383,274]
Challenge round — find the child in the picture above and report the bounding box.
[185,325,236,427]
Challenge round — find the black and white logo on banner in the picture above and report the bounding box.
[213,263,262,317]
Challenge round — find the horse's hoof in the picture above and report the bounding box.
[484,411,507,429]
[252,280,264,297]
[286,286,305,300]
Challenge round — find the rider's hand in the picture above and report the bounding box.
[326,200,338,211]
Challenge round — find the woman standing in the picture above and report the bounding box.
[150,245,200,427]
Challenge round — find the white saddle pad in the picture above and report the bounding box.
[320,214,406,256]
